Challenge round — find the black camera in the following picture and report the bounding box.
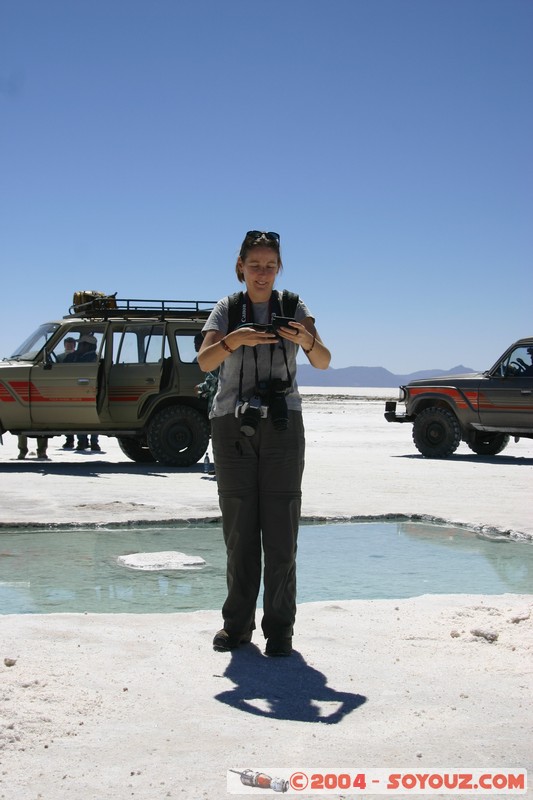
[270,315,295,332]
[269,379,290,431]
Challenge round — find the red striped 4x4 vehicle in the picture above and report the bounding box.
[0,293,214,465]
[385,337,533,458]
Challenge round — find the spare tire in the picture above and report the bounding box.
[147,405,209,466]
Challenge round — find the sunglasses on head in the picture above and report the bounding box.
[245,230,280,243]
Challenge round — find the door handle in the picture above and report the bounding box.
[77,378,90,385]
[520,389,531,395]
[146,377,155,384]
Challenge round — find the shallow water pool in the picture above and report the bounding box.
[0,521,531,614]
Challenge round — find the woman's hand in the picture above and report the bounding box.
[198,327,277,372]
[235,326,279,348]
[275,320,312,349]
[199,319,331,372]
[277,319,331,370]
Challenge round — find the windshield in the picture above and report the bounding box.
[7,323,60,361]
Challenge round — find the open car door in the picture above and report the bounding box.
[103,323,167,423]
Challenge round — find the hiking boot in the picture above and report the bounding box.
[212,629,252,652]
[265,636,293,657]
[90,444,101,452]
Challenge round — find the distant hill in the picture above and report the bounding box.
[296,363,477,387]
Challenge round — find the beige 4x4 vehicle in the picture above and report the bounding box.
[0,294,214,465]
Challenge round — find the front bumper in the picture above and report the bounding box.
[384,400,414,423]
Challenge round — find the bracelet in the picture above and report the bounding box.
[303,333,316,355]
[220,337,234,354]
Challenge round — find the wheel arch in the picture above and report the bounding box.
[139,393,208,426]
[411,397,466,435]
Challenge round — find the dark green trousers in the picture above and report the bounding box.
[211,410,305,639]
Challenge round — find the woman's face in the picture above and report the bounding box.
[238,246,280,302]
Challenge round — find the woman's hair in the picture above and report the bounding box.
[235,231,283,283]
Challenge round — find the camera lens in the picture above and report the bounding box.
[240,405,261,437]
[240,396,263,437]
[268,379,290,431]
[270,394,288,430]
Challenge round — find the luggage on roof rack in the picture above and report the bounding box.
[68,292,215,319]
[71,291,118,315]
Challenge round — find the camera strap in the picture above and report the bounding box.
[235,292,292,404]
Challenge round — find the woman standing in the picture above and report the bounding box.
[199,230,330,656]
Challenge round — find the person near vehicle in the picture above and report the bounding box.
[522,347,533,376]
[58,337,78,449]
[64,335,100,452]
[18,435,49,461]
[194,332,219,415]
[74,334,98,362]
[75,433,101,452]
[198,230,330,657]
[56,335,77,363]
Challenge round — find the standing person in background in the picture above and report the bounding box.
[199,230,330,657]
[58,336,78,449]
[72,335,100,452]
[18,435,49,460]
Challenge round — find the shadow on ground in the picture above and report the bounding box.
[215,644,366,723]
[0,458,207,478]
[396,453,533,466]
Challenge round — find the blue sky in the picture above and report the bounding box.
[1,0,531,373]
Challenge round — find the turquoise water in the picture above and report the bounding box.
[0,521,531,614]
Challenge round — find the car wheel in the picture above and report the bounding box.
[412,406,461,458]
[466,432,510,456]
[117,436,156,463]
[147,405,209,466]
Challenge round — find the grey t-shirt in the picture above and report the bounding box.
[202,291,313,419]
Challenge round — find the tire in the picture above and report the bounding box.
[412,406,461,458]
[117,436,156,463]
[466,432,510,456]
[147,405,209,466]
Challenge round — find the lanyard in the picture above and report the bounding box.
[236,292,292,402]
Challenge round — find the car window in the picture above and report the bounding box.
[174,332,203,364]
[51,328,105,363]
[112,324,167,365]
[499,346,533,377]
[8,323,60,361]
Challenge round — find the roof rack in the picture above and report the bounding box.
[68,296,215,320]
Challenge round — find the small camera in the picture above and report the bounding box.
[270,315,295,332]
[240,396,265,437]
[236,381,269,437]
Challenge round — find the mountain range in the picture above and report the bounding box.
[296,363,477,387]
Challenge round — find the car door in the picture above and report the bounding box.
[170,326,208,397]
[29,328,105,426]
[478,345,533,430]
[105,323,166,423]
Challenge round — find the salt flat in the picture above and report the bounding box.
[0,390,532,799]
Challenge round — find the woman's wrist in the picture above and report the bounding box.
[303,333,316,355]
[220,336,234,354]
